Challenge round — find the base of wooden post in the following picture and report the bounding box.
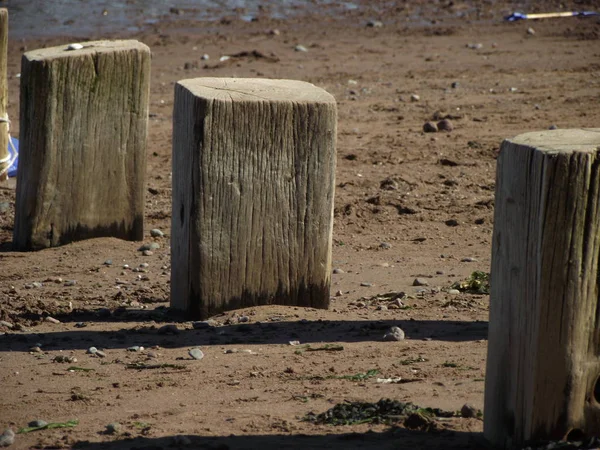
[485,128,600,448]
[171,78,337,319]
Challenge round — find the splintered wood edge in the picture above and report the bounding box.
[177,77,337,104]
[507,128,600,154]
[23,40,150,61]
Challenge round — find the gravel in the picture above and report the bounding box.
[150,229,164,238]
[423,122,438,133]
[413,278,429,287]
[383,326,405,341]
[189,348,204,360]
[0,429,14,447]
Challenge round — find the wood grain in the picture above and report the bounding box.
[13,40,150,250]
[0,9,8,184]
[485,128,600,448]
[171,78,337,319]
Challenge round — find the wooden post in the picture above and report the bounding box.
[13,40,150,250]
[485,128,600,448]
[171,78,337,319]
[0,9,8,185]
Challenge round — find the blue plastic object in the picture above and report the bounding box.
[7,136,18,178]
[505,11,599,21]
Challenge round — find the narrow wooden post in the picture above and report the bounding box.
[13,40,150,250]
[0,9,8,185]
[171,78,337,319]
[485,128,600,448]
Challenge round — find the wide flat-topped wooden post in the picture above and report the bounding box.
[13,40,150,250]
[485,128,600,448]
[171,78,337,319]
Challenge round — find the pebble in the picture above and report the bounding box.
[104,259,113,266]
[189,348,204,360]
[53,355,77,363]
[366,20,383,28]
[448,289,461,295]
[201,53,210,60]
[64,280,77,286]
[139,262,149,269]
[45,316,60,324]
[238,315,249,323]
[461,403,478,418]
[360,282,373,287]
[379,242,392,249]
[466,43,483,49]
[32,281,43,288]
[413,278,429,287]
[376,305,388,311]
[192,321,211,330]
[75,322,87,328]
[142,250,153,256]
[335,290,343,297]
[333,268,344,274]
[549,124,558,130]
[139,242,160,251]
[30,346,43,353]
[127,346,144,352]
[106,423,121,434]
[461,257,478,262]
[95,350,107,358]
[0,202,9,213]
[67,43,83,50]
[423,122,438,133]
[294,45,308,52]
[158,324,180,335]
[0,321,13,329]
[527,27,535,35]
[445,219,459,227]
[0,429,14,447]
[383,326,405,341]
[150,229,164,238]
[437,119,453,132]
[451,81,459,89]
[28,420,48,428]
[87,346,98,355]
[410,94,420,102]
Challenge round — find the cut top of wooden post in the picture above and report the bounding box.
[176,77,336,104]
[24,39,149,63]
[507,128,600,154]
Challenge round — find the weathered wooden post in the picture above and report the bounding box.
[171,78,337,319]
[485,128,600,448]
[0,9,8,185]
[13,40,150,250]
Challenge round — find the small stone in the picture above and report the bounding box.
[366,20,383,28]
[410,94,420,102]
[335,290,343,297]
[527,27,535,35]
[29,346,43,353]
[549,124,558,130]
[64,280,77,286]
[201,53,210,60]
[238,315,249,323]
[67,43,84,50]
[466,43,483,49]
[28,420,48,428]
[461,257,478,262]
[423,122,438,133]
[150,229,164,238]
[451,81,459,88]
[45,316,60,324]
[413,278,429,287]
[142,250,153,256]
[32,281,43,288]
[0,202,9,214]
[127,346,143,352]
[192,321,211,330]
[95,350,106,358]
[437,119,453,132]
[333,268,344,274]
[445,219,459,227]
[294,44,308,52]
[87,346,98,355]
[53,355,77,363]
[379,242,392,249]
[0,321,13,329]
[355,301,367,308]
[139,242,160,251]
[448,289,461,295]
[0,429,15,447]
[104,259,113,266]
[360,282,373,287]
[461,403,478,418]
[377,305,388,311]
[189,348,204,360]
[75,322,87,328]
[268,28,280,36]
[158,324,180,335]
[106,423,121,434]
[383,326,405,341]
